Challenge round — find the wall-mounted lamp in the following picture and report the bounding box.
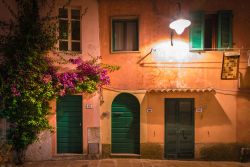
[169,2,191,35]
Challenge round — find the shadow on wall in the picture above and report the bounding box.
[240,67,250,89]
[236,69,250,143]
[237,67,250,102]
[196,93,232,127]
[140,92,232,127]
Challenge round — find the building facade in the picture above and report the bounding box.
[0,0,250,161]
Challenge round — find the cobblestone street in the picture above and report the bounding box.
[23,159,250,167]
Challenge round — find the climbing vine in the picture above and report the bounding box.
[0,0,118,164]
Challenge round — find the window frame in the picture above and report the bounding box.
[204,13,218,49]
[58,7,82,53]
[111,16,140,53]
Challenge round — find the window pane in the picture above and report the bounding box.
[71,20,80,40]
[179,101,192,125]
[59,20,68,39]
[72,42,80,51]
[112,19,138,51]
[205,17,213,49]
[59,41,68,51]
[113,21,125,51]
[126,21,138,51]
[59,8,68,18]
[71,9,80,20]
[205,14,217,49]
[166,100,177,124]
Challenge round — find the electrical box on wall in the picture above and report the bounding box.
[87,127,100,154]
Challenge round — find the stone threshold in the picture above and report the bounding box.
[110,153,141,158]
[52,153,100,160]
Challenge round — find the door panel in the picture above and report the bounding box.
[165,99,178,156]
[165,98,194,159]
[111,93,140,154]
[57,95,83,153]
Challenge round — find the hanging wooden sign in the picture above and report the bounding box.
[221,52,240,80]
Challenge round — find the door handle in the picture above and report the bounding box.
[181,130,187,139]
[80,123,82,126]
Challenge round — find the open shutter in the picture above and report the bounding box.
[189,12,204,51]
[217,11,233,49]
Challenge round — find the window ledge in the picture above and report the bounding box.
[189,48,233,52]
[111,50,140,54]
[56,50,82,55]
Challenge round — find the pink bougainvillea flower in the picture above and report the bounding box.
[69,57,82,65]
[59,89,66,96]
[42,74,52,84]
[47,57,112,96]
[11,84,21,97]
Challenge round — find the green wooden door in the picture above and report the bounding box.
[112,93,140,154]
[57,95,82,153]
[165,98,194,159]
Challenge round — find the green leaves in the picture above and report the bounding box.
[0,0,57,160]
[76,80,97,93]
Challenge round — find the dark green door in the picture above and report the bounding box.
[112,93,140,154]
[57,95,82,153]
[165,98,194,159]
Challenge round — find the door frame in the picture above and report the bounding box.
[164,98,195,159]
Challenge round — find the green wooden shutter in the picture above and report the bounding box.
[189,12,204,51]
[217,10,233,49]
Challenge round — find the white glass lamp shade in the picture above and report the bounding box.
[169,19,191,35]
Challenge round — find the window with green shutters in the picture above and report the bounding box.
[189,10,232,51]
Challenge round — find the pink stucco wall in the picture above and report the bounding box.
[0,0,101,160]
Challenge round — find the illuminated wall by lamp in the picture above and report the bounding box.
[151,40,202,62]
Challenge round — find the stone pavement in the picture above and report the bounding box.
[22,159,250,167]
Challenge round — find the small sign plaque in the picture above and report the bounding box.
[86,104,93,109]
[146,107,153,112]
[196,107,203,113]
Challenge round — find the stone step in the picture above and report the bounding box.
[52,154,100,160]
[109,154,141,159]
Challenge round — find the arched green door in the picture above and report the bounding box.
[112,93,140,154]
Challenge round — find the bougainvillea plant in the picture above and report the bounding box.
[0,0,118,164]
